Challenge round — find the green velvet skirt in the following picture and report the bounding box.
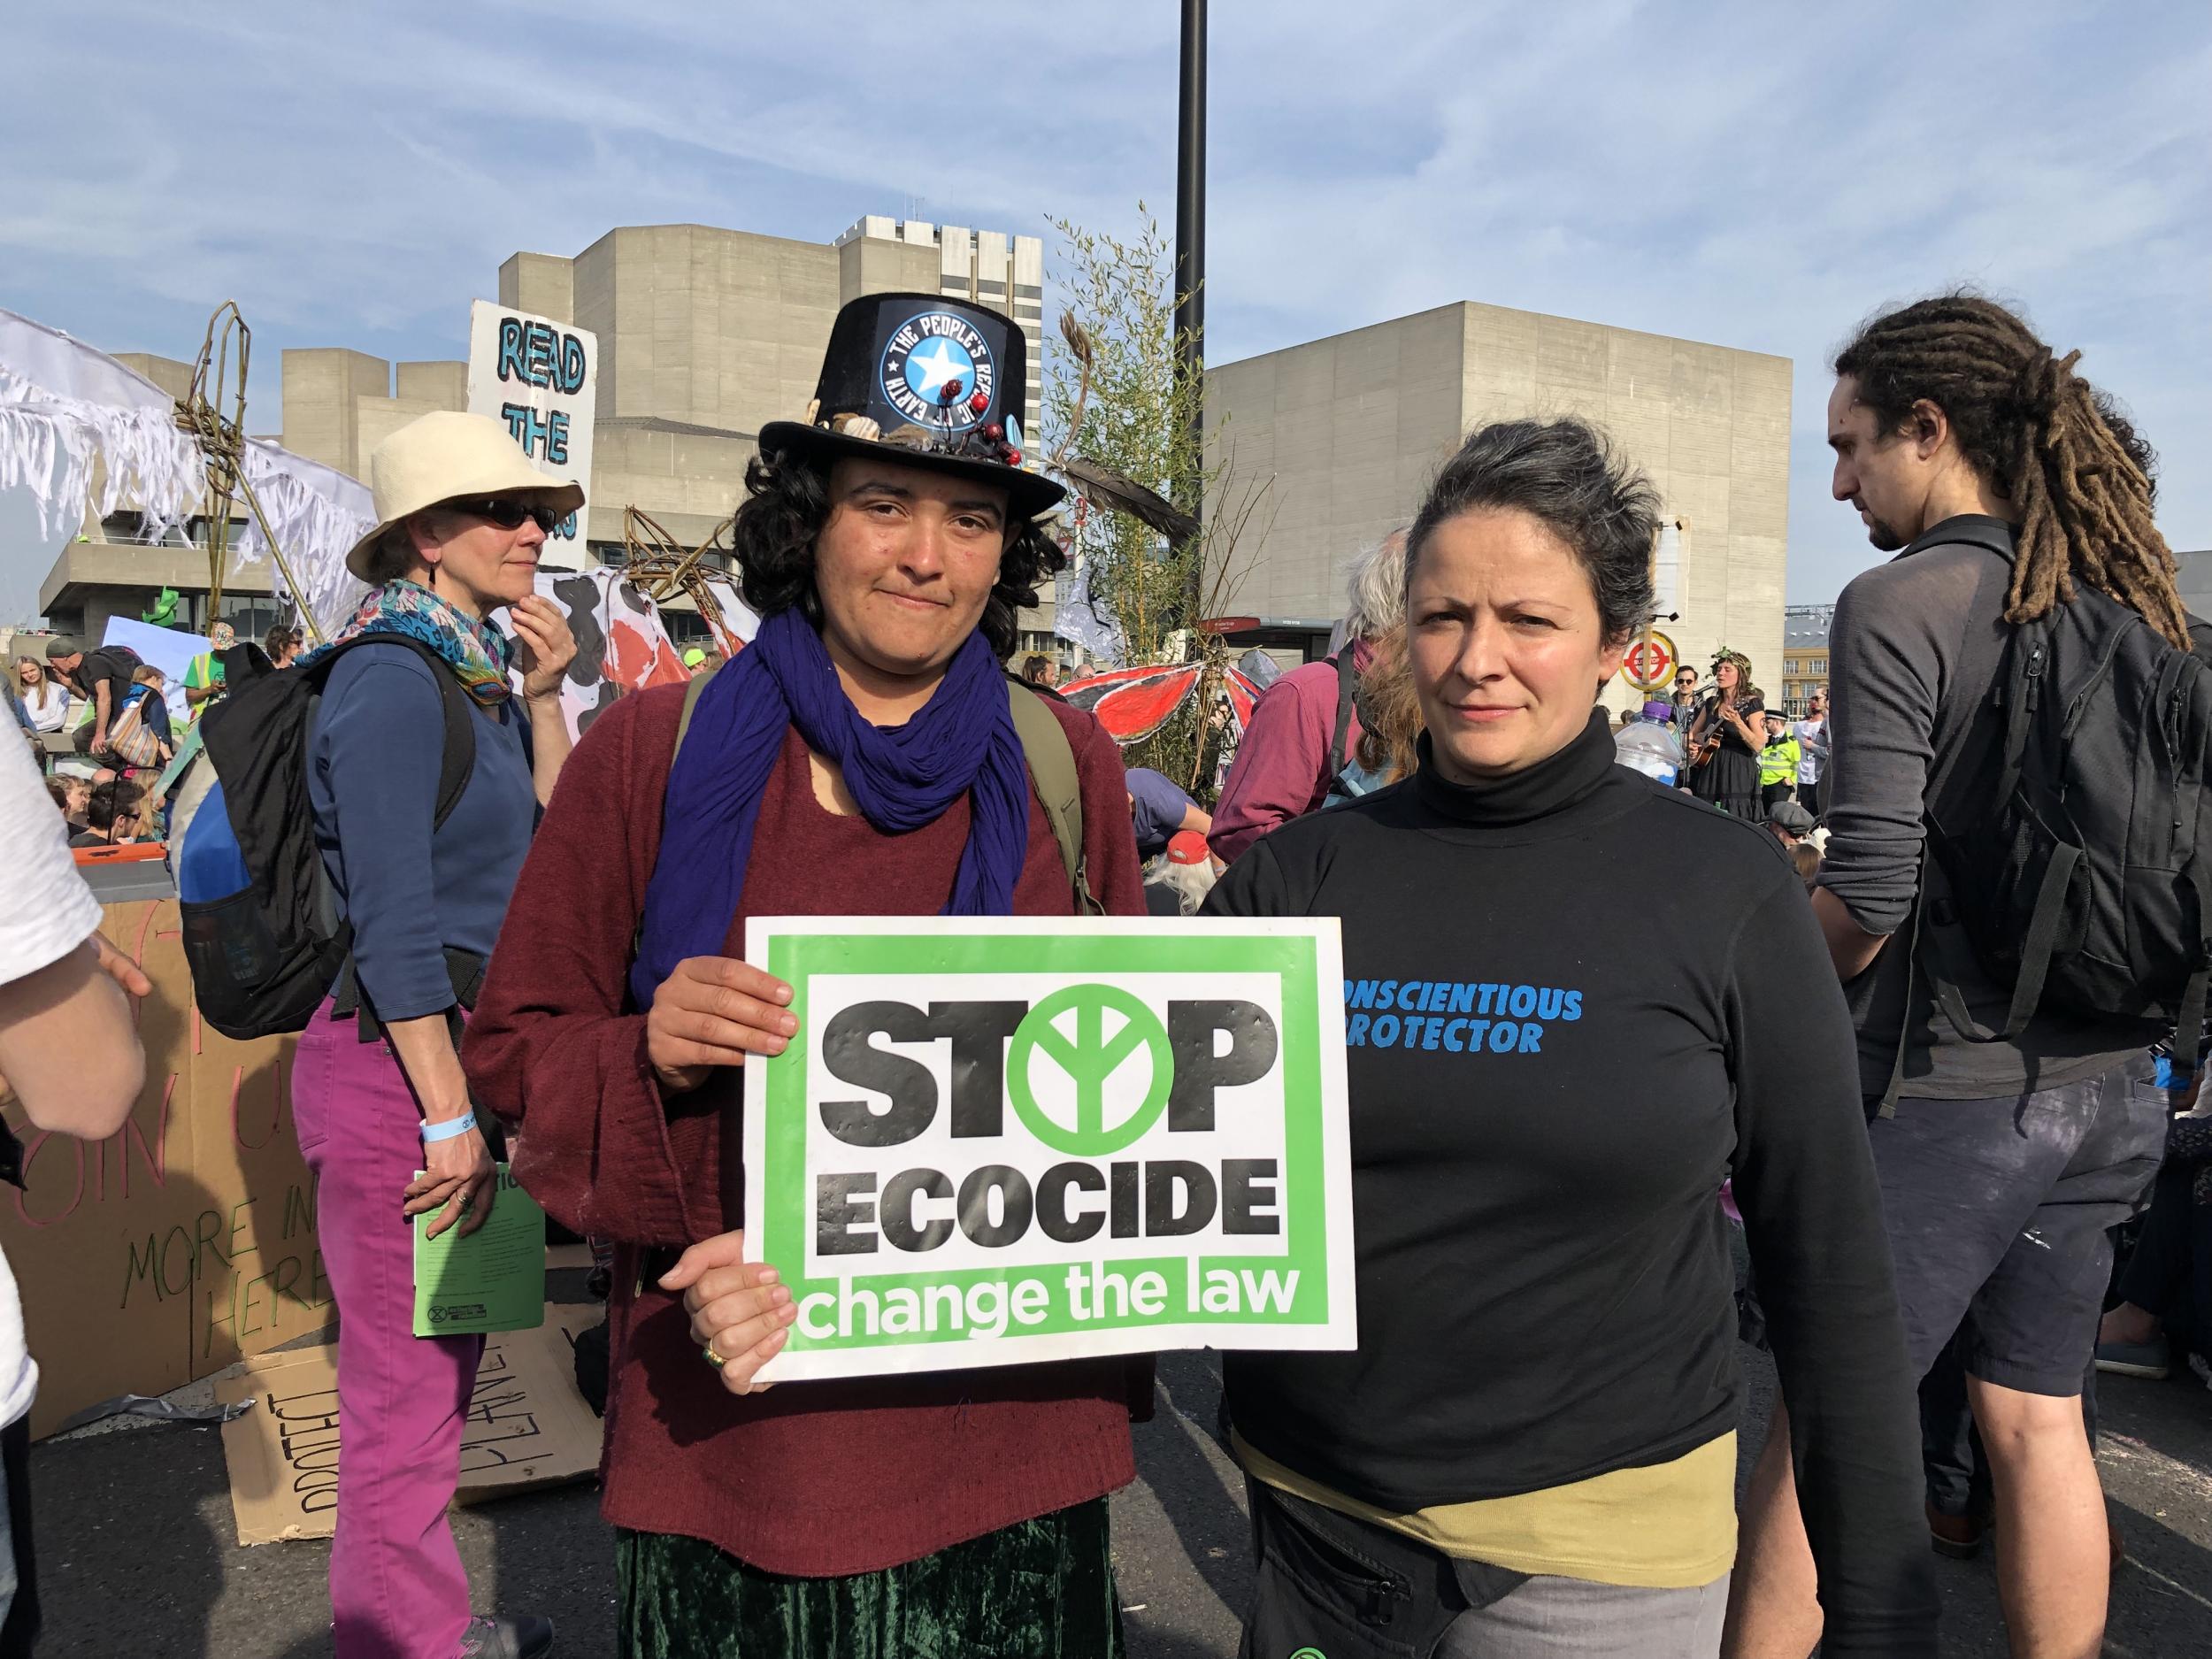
[616,1499,1125,1659]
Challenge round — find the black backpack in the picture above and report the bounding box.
[178,635,474,1041]
[1916,520,2212,1074]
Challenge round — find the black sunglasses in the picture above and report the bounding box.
[450,496,563,534]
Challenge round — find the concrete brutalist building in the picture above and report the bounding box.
[2176,550,2212,620]
[45,219,1059,655]
[279,218,1050,655]
[1203,301,1791,705]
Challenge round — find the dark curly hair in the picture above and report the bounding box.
[1834,291,2186,649]
[1404,417,1661,646]
[731,445,1065,661]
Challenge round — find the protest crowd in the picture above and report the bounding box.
[1,275,2209,1659]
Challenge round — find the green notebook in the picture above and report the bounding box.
[412,1163,547,1337]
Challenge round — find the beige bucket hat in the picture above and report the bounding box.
[343,410,587,581]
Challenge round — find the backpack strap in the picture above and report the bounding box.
[628,670,720,972]
[426,659,478,830]
[672,666,716,760]
[319,634,482,1041]
[1326,649,1358,780]
[1990,619,2051,810]
[301,634,480,826]
[1006,680,1103,914]
[1880,843,2004,1118]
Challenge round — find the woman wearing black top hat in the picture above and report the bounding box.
[1204,419,1933,1657]
[465,291,1149,1659]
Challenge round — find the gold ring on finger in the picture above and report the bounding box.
[703,1342,726,1370]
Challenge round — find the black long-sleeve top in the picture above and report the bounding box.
[1203,711,1935,1655]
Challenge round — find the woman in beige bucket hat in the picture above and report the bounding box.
[295,411,579,1659]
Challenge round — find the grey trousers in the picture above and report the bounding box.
[1240,1477,1729,1659]
[1435,1572,1729,1658]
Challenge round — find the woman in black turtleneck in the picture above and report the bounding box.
[1205,419,1933,1659]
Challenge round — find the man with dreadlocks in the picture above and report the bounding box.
[1724,294,2187,1659]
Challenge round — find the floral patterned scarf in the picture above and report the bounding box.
[303,580,514,707]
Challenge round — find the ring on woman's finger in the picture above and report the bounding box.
[703,1342,726,1370]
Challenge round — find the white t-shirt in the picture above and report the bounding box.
[1793,717,1828,784]
[19,683,70,734]
[0,738,104,1427]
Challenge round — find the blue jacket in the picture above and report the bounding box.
[308,642,535,1020]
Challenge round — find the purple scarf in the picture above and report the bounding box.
[630,606,1030,1010]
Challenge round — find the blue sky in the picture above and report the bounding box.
[4,0,2208,618]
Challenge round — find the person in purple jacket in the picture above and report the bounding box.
[1209,529,1406,863]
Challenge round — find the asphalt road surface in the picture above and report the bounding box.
[33,1335,2212,1655]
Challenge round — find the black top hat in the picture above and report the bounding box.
[758,292,1065,520]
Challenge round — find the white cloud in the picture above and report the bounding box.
[3,0,2206,604]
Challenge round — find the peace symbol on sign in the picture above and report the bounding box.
[1006,984,1176,1156]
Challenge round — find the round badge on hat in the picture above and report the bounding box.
[881,311,997,433]
[757,292,1064,521]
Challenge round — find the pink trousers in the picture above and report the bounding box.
[294,1000,482,1659]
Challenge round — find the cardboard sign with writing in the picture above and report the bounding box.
[742,917,1356,1383]
[466,300,595,550]
[213,1307,604,1545]
[1,899,334,1438]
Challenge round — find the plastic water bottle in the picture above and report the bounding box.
[1614,700,1683,787]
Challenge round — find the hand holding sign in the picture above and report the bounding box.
[645,957,797,1095]
[660,1231,799,1394]
[741,917,1358,1383]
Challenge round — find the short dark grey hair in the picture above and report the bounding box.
[1403,418,1660,645]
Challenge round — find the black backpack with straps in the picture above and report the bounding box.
[179,635,476,1041]
[1914,519,2212,1075]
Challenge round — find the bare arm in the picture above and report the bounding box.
[526,695,572,806]
[91,679,112,746]
[384,1012,471,1126]
[1811,885,1890,984]
[384,1011,496,1240]
[1179,801,1213,837]
[0,939,145,1138]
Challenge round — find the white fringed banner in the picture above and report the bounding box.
[0,309,202,541]
[0,307,375,639]
[234,440,373,641]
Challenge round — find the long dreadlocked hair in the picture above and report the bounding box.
[1833,293,2188,649]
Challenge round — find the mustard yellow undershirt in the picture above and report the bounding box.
[1233,1428,1737,1590]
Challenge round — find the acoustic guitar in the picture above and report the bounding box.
[1689,696,1757,770]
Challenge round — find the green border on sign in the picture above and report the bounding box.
[760,933,1329,1353]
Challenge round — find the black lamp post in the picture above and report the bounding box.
[1174,0,1207,627]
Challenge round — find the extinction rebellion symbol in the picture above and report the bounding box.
[881,311,996,430]
[1008,985,1175,1156]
